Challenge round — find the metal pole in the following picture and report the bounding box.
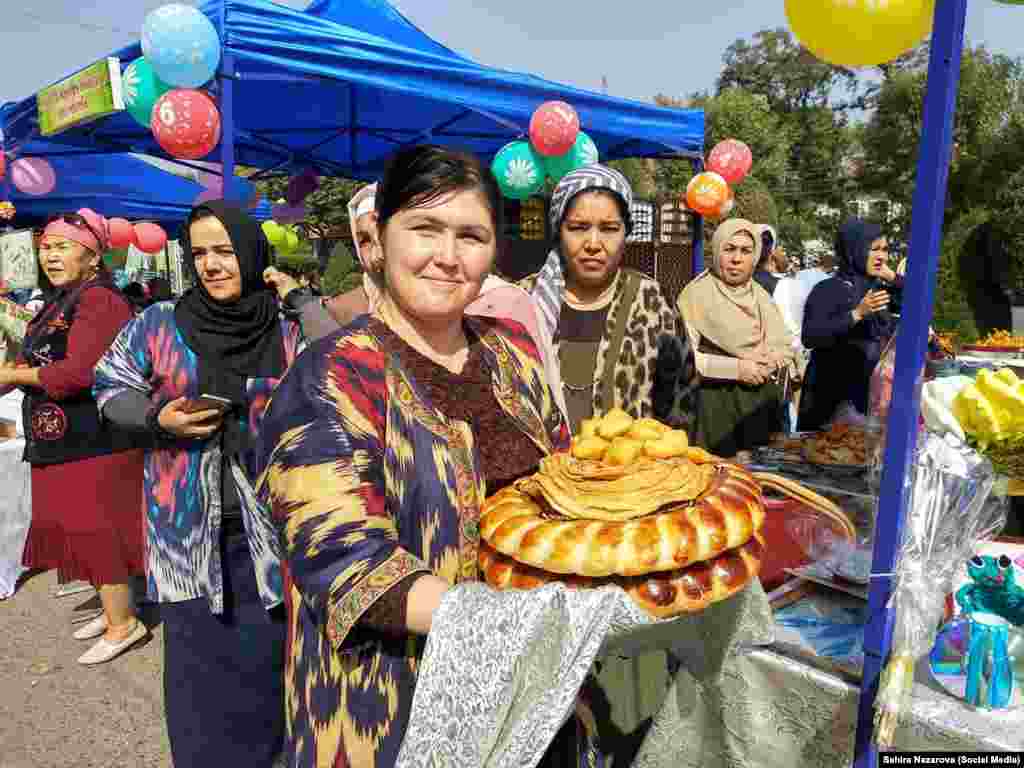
[690,157,704,277]
[219,52,236,203]
[217,0,236,203]
[853,2,968,765]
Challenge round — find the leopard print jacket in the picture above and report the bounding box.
[519,268,698,432]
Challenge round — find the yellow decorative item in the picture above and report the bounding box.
[785,0,935,68]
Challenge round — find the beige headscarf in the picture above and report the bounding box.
[347,183,385,309]
[680,218,794,362]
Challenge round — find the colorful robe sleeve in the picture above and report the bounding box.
[92,307,158,410]
[255,346,431,651]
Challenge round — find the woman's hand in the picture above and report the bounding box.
[262,267,301,301]
[157,397,224,439]
[738,359,771,386]
[853,290,889,323]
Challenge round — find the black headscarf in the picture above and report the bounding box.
[174,201,284,454]
[834,217,890,341]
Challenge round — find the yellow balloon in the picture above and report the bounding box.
[785,0,935,68]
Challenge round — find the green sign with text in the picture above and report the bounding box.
[37,58,125,137]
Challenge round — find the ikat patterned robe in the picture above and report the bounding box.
[254,315,572,768]
[93,301,304,612]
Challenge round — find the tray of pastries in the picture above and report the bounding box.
[479,409,855,618]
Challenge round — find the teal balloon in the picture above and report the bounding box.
[123,57,173,127]
[543,131,600,182]
[491,141,545,200]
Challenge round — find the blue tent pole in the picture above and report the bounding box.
[853,2,968,766]
[219,50,237,202]
[690,157,704,276]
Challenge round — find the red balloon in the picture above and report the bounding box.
[685,172,730,217]
[109,218,136,249]
[151,89,221,160]
[706,139,753,185]
[529,101,581,157]
[0,151,5,181]
[134,222,168,253]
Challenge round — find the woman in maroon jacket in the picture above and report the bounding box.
[0,209,147,665]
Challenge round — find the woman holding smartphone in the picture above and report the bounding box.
[93,201,305,767]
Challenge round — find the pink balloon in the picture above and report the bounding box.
[706,139,753,186]
[11,157,57,196]
[109,218,136,249]
[529,101,580,157]
[151,89,221,160]
[0,151,5,181]
[134,222,167,253]
[272,203,306,224]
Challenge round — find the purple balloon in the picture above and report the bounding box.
[272,203,306,224]
[194,187,221,205]
[285,169,319,206]
[11,157,56,196]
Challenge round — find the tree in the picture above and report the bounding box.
[254,175,364,239]
[321,240,363,296]
[860,47,1024,240]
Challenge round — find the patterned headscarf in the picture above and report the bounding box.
[533,165,634,339]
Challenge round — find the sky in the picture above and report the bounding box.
[3,0,1023,109]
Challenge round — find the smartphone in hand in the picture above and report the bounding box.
[181,394,233,415]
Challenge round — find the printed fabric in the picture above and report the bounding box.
[93,300,304,612]
[253,315,569,768]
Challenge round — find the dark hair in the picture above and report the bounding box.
[561,188,632,236]
[376,145,504,237]
[758,229,776,269]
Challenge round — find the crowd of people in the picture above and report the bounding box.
[0,145,907,767]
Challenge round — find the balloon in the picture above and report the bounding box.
[261,221,286,246]
[785,0,934,68]
[529,101,580,157]
[709,197,735,220]
[108,218,136,249]
[123,57,172,128]
[284,229,300,254]
[706,139,753,186]
[285,169,319,206]
[685,172,730,217]
[142,4,221,88]
[491,141,545,200]
[11,157,56,196]
[0,151,5,180]
[542,131,600,182]
[134,222,168,254]
[272,203,306,224]
[151,89,221,160]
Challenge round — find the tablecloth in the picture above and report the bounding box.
[0,436,29,599]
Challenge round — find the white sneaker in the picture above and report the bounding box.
[77,622,148,666]
[72,614,108,641]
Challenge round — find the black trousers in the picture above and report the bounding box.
[161,531,286,767]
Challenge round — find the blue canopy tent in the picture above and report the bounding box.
[7,141,271,233]
[0,0,706,266]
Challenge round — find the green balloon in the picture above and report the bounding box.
[491,141,545,200]
[543,131,600,183]
[284,230,299,254]
[123,57,173,128]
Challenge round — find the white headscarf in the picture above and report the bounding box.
[346,183,384,308]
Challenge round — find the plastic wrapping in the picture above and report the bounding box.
[874,431,1007,748]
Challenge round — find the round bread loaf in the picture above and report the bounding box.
[479,463,765,578]
[478,533,764,619]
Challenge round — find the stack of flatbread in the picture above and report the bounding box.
[478,409,767,618]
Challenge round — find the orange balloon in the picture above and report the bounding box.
[685,172,729,217]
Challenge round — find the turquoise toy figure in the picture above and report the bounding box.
[956,555,1024,626]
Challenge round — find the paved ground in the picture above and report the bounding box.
[0,570,170,768]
